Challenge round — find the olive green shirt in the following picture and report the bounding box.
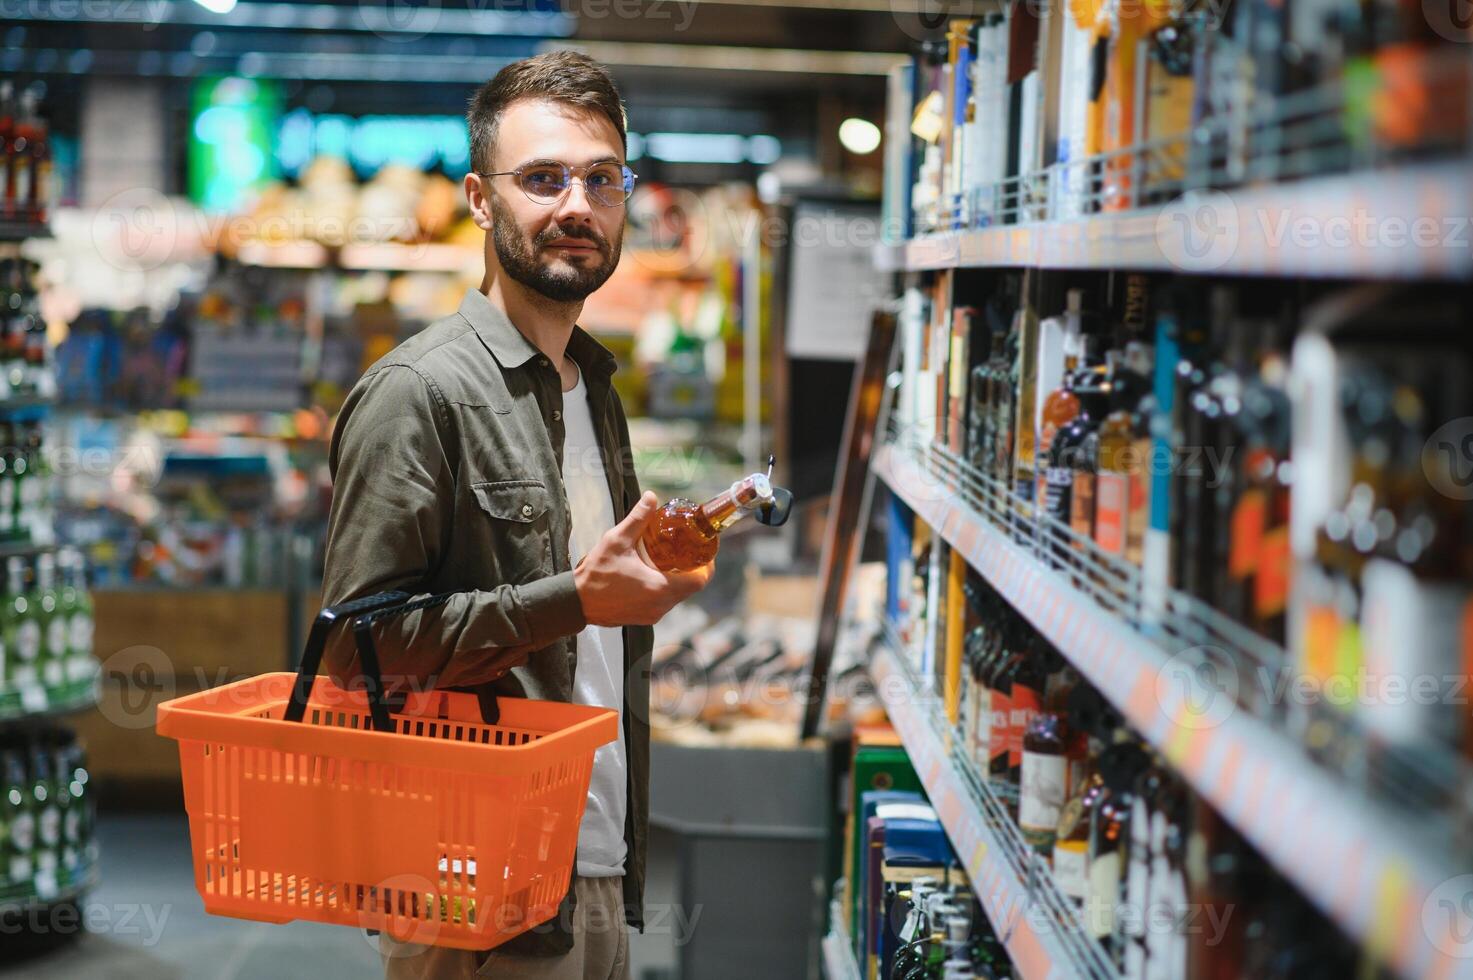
[320,287,653,957]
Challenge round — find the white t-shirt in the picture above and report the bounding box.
[561,362,628,878]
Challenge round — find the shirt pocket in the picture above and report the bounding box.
[470,479,554,581]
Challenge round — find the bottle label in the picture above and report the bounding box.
[1125,439,1150,564]
[1086,850,1121,939]
[17,620,40,661]
[1044,467,1073,525]
[972,687,992,763]
[990,691,1011,768]
[1009,684,1041,767]
[1228,487,1266,580]
[46,617,66,659]
[1253,525,1290,619]
[11,811,35,851]
[70,613,94,655]
[1094,472,1128,555]
[1070,473,1095,542]
[39,807,60,846]
[1019,750,1069,832]
[1052,839,1089,899]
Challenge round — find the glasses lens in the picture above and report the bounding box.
[519,164,569,201]
[584,164,630,206]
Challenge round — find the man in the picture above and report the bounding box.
[320,51,713,979]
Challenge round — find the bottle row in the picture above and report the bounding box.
[0,81,52,230]
[0,549,95,700]
[2,255,60,401]
[893,271,1473,775]
[0,725,95,901]
[891,550,1380,979]
[842,731,1016,980]
[889,5,1470,236]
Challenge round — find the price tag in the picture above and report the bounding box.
[20,686,46,713]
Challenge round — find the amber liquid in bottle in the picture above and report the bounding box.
[641,473,774,572]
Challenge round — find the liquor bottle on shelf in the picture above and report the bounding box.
[14,88,50,226]
[641,464,792,572]
[1019,662,1083,853]
[60,548,94,683]
[34,551,62,691]
[1033,291,1088,524]
[0,83,14,221]
[4,741,34,883]
[1045,355,1110,560]
[1173,287,1234,602]
[3,555,36,689]
[1087,736,1151,963]
[1094,342,1154,568]
[1360,376,1472,767]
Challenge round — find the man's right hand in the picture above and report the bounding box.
[574,491,713,627]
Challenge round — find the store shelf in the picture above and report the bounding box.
[338,242,477,274]
[873,438,1468,980]
[868,634,1115,980]
[822,900,861,980]
[0,538,58,560]
[0,220,50,243]
[0,666,102,723]
[233,239,477,273]
[0,851,99,912]
[875,162,1472,281]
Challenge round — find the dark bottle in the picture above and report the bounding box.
[1045,345,1110,531]
[1019,664,1082,853]
[1174,288,1234,600]
[1086,740,1150,960]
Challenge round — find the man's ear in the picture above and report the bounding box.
[463,173,494,231]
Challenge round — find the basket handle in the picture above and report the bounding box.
[285,590,503,733]
[284,590,414,725]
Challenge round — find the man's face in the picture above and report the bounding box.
[483,98,626,303]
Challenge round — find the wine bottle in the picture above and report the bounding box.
[641,465,791,573]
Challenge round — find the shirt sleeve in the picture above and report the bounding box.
[318,363,587,692]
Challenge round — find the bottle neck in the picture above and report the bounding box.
[699,473,774,533]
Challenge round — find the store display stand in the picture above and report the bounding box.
[1,220,102,954]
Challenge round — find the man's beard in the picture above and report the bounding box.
[491,193,621,303]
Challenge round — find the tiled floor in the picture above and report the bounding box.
[0,814,678,980]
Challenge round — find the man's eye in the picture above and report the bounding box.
[587,170,616,187]
[524,169,563,185]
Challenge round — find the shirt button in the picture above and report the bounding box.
[538,357,550,368]
[521,504,534,518]
[552,409,562,422]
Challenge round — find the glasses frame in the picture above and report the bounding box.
[476,161,638,208]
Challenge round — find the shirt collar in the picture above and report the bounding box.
[458,288,618,378]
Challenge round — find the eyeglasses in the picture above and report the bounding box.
[476,161,638,208]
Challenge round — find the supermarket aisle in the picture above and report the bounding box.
[0,815,678,980]
[0,814,379,980]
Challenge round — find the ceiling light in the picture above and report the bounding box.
[192,0,238,13]
[839,117,881,154]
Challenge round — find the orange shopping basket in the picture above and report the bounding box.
[155,590,618,950]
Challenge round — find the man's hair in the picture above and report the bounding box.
[467,51,627,174]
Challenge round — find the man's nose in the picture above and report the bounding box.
[552,178,597,226]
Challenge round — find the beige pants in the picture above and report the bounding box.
[381,876,631,980]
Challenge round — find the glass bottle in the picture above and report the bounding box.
[1019,663,1080,853]
[641,468,787,572]
[35,551,62,690]
[3,557,35,688]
